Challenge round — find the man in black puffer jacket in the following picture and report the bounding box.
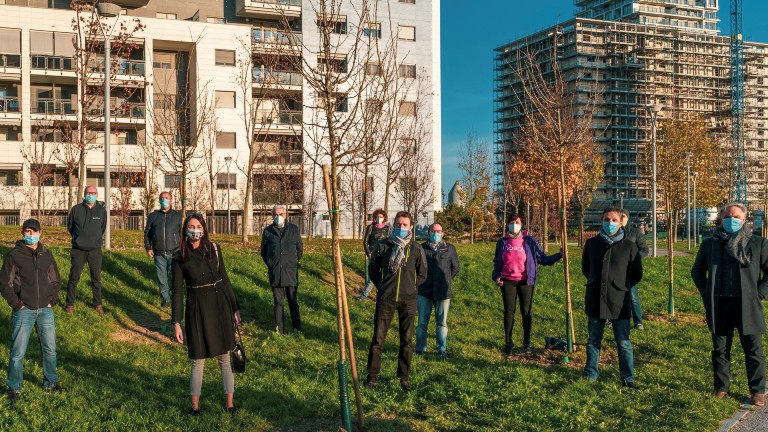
[144,191,182,308]
[0,219,63,402]
[65,185,107,315]
[366,211,427,393]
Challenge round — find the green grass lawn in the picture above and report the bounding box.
[0,227,758,431]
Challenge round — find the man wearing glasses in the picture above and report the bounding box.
[64,186,107,315]
[144,192,182,308]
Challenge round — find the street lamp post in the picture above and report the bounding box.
[647,103,663,258]
[693,171,698,246]
[619,191,624,211]
[96,5,119,250]
[683,152,692,251]
[225,156,232,234]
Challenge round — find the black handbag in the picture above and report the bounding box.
[231,324,246,373]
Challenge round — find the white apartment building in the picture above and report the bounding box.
[0,0,441,237]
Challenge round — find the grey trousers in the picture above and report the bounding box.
[190,353,234,396]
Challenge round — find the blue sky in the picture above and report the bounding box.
[440,0,768,193]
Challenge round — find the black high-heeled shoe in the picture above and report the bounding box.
[189,407,200,416]
[227,406,238,416]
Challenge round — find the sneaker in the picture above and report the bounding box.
[437,351,448,360]
[7,390,18,405]
[188,407,200,416]
[94,305,105,315]
[44,383,64,393]
[622,380,638,389]
[751,393,766,407]
[65,305,74,315]
[635,324,645,331]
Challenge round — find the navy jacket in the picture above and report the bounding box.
[67,201,106,251]
[144,209,182,253]
[369,238,427,302]
[492,232,561,286]
[419,241,459,301]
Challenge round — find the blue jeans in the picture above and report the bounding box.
[360,257,374,298]
[584,316,634,383]
[7,307,58,391]
[630,285,643,326]
[415,295,450,353]
[154,254,173,303]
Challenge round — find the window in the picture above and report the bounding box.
[0,28,20,67]
[398,25,416,41]
[0,126,19,141]
[365,99,383,115]
[216,132,236,149]
[206,17,226,24]
[365,62,382,76]
[399,0,415,3]
[155,12,177,20]
[399,138,416,155]
[0,170,18,186]
[318,56,347,73]
[362,22,381,39]
[164,174,182,189]
[215,91,236,108]
[116,130,138,145]
[317,15,347,34]
[335,95,348,112]
[216,173,236,190]
[399,101,416,117]
[399,64,416,78]
[153,52,173,69]
[215,50,235,66]
[362,176,374,192]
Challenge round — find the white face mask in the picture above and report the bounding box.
[274,215,285,226]
[376,217,384,224]
[509,223,522,234]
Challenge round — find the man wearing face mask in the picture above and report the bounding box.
[692,202,768,406]
[144,192,183,308]
[415,223,459,359]
[65,185,107,315]
[582,206,643,387]
[260,205,303,334]
[358,209,391,301]
[0,219,63,403]
[366,211,427,392]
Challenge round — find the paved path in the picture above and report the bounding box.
[720,400,768,432]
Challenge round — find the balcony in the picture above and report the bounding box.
[252,29,302,52]
[237,0,302,20]
[88,101,146,121]
[88,58,146,76]
[255,110,302,128]
[111,0,150,8]
[0,54,20,69]
[256,151,303,165]
[253,69,302,88]
[31,55,75,72]
[252,189,303,204]
[0,97,20,113]
[31,98,75,115]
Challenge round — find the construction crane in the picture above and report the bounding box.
[731,0,747,203]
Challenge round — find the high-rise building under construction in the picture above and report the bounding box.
[494,0,767,221]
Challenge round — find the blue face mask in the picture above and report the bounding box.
[602,221,620,236]
[429,232,442,243]
[23,234,39,245]
[160,198,170,209]
[84,195,97,205]
[393,227,409,239]
[722,217,743,234]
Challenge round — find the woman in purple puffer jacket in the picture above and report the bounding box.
[492,214,562,356]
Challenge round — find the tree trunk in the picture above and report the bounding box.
[543,201,549,253]
[578,205,585,248]
[181,167,187,219]
[67,173,75,211]
[306,163,317,241]
[384,168,392,217]
[243,169,253,243]
[470,216,474,244]
[77,151,86,202]
[209,178,216,235]
[559,160,575,352]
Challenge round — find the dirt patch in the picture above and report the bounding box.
[645,312,707,326]
[111,309,174,346]
[506,345,617,370]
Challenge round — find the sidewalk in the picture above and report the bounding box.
[720,400,768,431]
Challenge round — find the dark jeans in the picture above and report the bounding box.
[272,286,301,333]
[712,297,766,394]
[366,297,417,380]
[66,248,103,307]
[500,280,534,347]
[630,285,643,326]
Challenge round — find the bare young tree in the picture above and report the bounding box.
[199,115,221,234]
[70,0,145,198]
[457,132,491,244]
[21,122,57,220]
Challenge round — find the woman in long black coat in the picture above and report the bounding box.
[172,214,240,415]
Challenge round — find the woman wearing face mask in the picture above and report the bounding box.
[172,214,241,416]
[358,209,391,301]
[492,214,562,356]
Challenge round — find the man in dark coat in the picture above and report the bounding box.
[144,191,182,308]
[582,206,643,387]
[65,185,107,315]
[415,223,459,359]
[366,211,427,392]
[691,202,767,406]
[0,219,63,403]
[622,209,649,330]
[260,205,303,334]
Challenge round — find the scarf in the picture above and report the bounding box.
[374,222,387,229]
[388,230,412,274]
[599,227,625,245]
[713,226,752,265]
[428,240,445,251]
